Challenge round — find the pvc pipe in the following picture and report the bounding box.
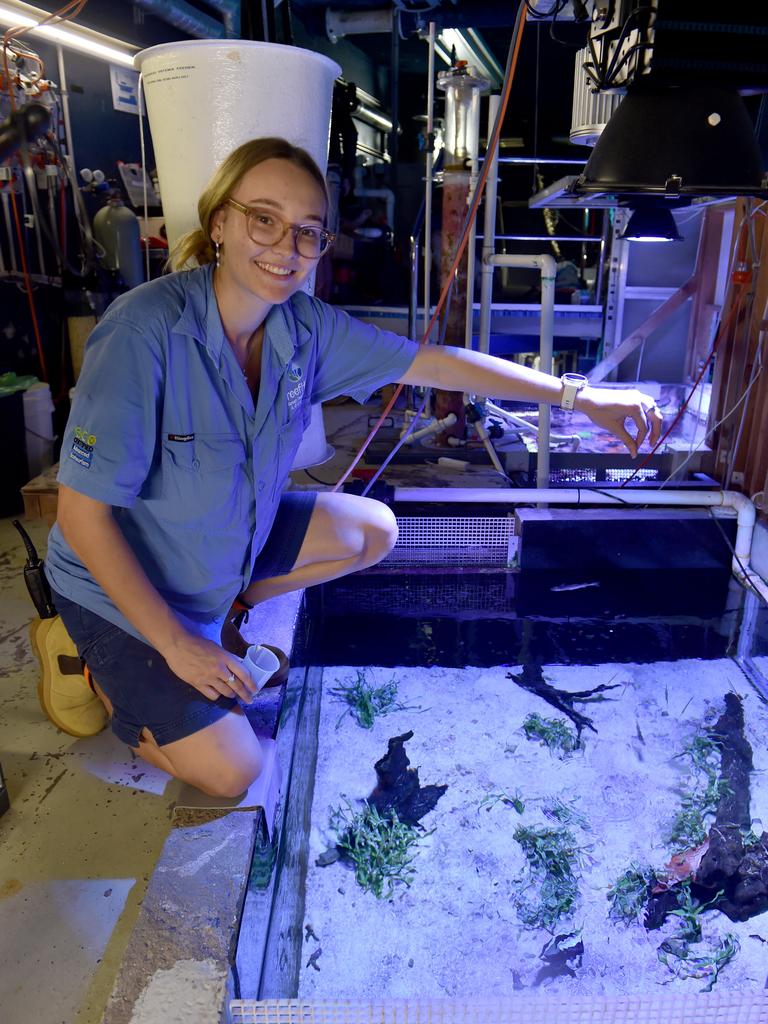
[486,252,556,487]
[56,46,76,176]
[423,21,436,342]
[473,416,507,477]
[403,412,457,444]
[391,486,768,603]
[128,0,226,39]
[204,0,241,37]
[326,8,392,41]
[464,162,479,351]
[486,399,579,445]
[2,189,17,273]
[478,93,500,358]
[408,235,419,344]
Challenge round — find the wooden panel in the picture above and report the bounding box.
[709,200,768,519]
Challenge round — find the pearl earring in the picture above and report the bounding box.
[214,240,221,268]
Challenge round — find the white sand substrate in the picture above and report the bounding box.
[299,658,768,999]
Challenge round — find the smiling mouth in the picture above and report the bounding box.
[255,260,294,278]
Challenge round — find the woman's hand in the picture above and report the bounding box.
[161,631,257,703]
[575,386,664,458]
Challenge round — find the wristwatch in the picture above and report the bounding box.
[559,372,588,411]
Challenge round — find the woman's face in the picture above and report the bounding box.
[211,157,327,305]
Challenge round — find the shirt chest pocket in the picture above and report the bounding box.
[159,435,248,530]
[273,406,311,498]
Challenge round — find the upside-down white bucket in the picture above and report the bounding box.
[134,40,341,250]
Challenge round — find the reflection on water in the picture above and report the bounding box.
[303,570,743,668]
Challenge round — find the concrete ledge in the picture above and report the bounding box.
[102,811,256,1024]
[102,591,306,1024]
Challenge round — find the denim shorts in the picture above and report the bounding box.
[52,491,316,748]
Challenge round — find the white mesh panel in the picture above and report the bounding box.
[230,995,768,1024]
[385,517,514,567]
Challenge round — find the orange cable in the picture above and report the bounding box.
[8,189,48,380]
[332,12,527,491]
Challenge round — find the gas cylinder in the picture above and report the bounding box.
[93,193,144,289]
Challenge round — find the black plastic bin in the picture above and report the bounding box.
[0,389,29,516]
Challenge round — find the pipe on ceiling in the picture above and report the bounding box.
[204,0,242,38]
[127,0,228,40]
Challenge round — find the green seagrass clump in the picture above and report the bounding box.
[522,713,580,756]
[330,799,429,899]
[608,863,656,923]
[329,669,419,730]
[514,824,581,928]
[668,733,731,850]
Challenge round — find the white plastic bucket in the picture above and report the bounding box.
[134,40,341,250]
[23,382,55,478]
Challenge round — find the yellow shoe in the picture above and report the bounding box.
[29,616,108,738]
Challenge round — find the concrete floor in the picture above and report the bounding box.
[0,514,182,1024]
[0,401,510,1024]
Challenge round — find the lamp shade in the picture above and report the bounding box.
[619,207,682,242]
[574,86,767,199]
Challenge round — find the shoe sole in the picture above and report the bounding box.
[30,616,107,738]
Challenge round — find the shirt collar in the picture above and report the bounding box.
[172,264,225,363]
[172,263,313,370]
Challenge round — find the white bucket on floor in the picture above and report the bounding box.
[23,382,55,478]
[133,40,341,250]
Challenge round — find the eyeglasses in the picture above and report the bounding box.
[225,199,335,259]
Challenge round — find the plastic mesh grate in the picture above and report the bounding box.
[323,574,516,616]
[385,516,514,566]
[605,468,659,482]
[548,468,659,484]
[229,995,768,1024]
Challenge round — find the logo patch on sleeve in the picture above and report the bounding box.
[69,426,96,468]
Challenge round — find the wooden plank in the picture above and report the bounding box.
[709,203,768,498]
[684,208,727,380]
[740,303,768,497]
[587,278,695,383]
[254,664,324,999]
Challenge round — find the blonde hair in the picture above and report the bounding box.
[169,137,328,270]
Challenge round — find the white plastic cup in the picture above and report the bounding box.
[240,644,281,705]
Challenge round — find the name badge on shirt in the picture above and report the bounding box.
[168,433,195,442]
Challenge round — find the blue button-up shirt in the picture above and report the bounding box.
[46,264,418,643]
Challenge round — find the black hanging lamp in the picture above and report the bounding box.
[570,85,768,200]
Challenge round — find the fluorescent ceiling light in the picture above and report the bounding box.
[436,28,503,89]
[0,0,137,67]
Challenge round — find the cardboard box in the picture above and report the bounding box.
[21,464,60,525]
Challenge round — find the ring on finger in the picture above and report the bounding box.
[226,670,236,684]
